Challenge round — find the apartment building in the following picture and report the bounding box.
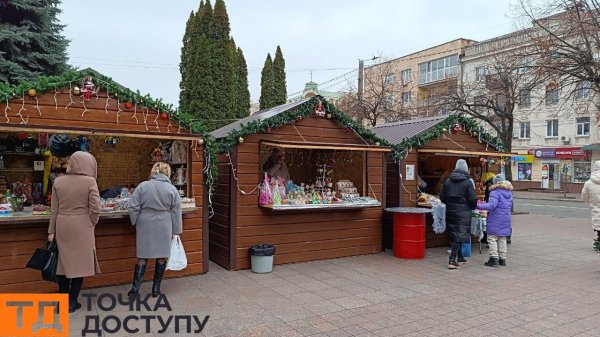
[461,28,597,192]
[363,38,475,124]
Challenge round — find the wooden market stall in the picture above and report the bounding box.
[0,69,207,293]
[208,96,389,270]
[372,115,512,249]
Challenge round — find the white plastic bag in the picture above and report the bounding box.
[166,235,187,271]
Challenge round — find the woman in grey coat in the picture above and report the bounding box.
[127,162,183,298]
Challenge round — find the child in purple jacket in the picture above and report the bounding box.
[477,174,513,267]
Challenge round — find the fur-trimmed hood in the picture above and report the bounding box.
[489,180,513,191]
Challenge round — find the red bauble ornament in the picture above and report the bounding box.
[346,127,351,133]
[160,112,168,120]
[298,116,303,122]
[124,101,133,109]
[267,127,272,133]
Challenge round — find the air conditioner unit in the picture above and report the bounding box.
[512,132,519,139]
[561,136,571,143]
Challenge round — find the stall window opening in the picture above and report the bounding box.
[546,119,559,137]
[576,117,590,136]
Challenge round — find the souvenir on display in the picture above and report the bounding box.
[272,180,282,205]
[151,147,162,162]
[82,76,95,100]
[174,167,185,186]
[314,101,326,118]
[259,173,273,206]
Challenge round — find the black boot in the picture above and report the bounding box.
[56,275,69,314]
[484,257,499,268]
[152,261,166,298]
[68,277,83,313]
[128,264,146,298]
[498,258,506,266]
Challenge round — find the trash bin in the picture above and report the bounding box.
[385,207,432,259]
[249,244,275,273]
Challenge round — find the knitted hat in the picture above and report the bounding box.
[493,174,506,184]
[455,159,469,173]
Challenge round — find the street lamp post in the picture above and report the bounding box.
[357,56,380,102]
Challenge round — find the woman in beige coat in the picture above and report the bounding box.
[582,160,600,240]
[127,162,182,298]
[48,151,101,313]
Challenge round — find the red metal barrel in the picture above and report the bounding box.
[392,212,426,259]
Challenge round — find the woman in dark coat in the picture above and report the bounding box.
[440,159,477,269]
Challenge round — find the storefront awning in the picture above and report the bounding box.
[261,140,391,152]
[582,143,600,151]
[417,148,516,157]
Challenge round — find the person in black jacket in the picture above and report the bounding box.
[440,159,478,269]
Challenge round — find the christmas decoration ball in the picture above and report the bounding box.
[473,132,478,136]
[345,127,351,133]
[326,113,332,119]
[238,137,244,144]
[442,128,447,132]
[198,138,204,145]
[267,127,272,133]
[375,142,380,146]
[124,101,133,109]
[160,112,168,120]
[27,88,37,97]
[72,86,81,95]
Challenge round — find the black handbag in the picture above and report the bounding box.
[41,241,59,283]
[26,240,57,270]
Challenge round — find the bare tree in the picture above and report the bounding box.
[338,58,414,127]
[518,0,600,107]
[451,51,545,181]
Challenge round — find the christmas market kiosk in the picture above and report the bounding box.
[372,114,512,249]
[0,69,207,293]
[207,96,390,270]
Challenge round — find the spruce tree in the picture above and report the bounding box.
[0,0,70,84]
[272,46,287,105]
[259,53,274,110]
[235,47,250,118]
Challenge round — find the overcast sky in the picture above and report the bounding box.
[60,0,517,107]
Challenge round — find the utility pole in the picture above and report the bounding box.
[358,59,364,102]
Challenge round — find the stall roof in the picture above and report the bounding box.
[370,115,451,145]
[210,98,311,139]
[261,140,391,152]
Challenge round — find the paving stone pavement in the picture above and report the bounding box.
[70,214,600,337]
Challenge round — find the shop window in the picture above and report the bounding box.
[418,54,458,84]
[573,159,591,182]
[401,69,411,84]
[520,122,530,139]
[517,163,532,180]
[546,119,559,137]
[519,89,531,107]
[576,81,592,100]
[576,117,590,136]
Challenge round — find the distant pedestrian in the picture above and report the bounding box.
[477,174,513,267]
[440,159,478,269]
[581,160,600,241]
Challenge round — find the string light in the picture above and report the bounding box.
[17,93,27,124]
[142,106,149,131]
[65,83,75,109]
[116,98,122,124]
[4,98,10,123]
[81,96,88,116]
[53,87,58,110]
[104,88,110,114]
[34,96,41,115]
[132,102,139,124]
[154,107,160,131]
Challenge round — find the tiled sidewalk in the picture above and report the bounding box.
[70,214,600,337]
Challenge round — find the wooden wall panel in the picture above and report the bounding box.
[208,153,232,269]
[225,115,384,270]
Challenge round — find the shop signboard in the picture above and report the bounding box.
[512,155,534,163]
[534,149,556,158]
[534,147,589,159]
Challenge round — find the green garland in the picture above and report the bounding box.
[0,69,208,135]
[594,237,600,252]
[0,69,218,196]
[212,95,389,154]
[390,114,506,162]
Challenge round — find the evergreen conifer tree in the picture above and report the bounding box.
[272,46,287,105]
[234,46,250,118]
[259,54,274,110]
[0,0,70,84]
